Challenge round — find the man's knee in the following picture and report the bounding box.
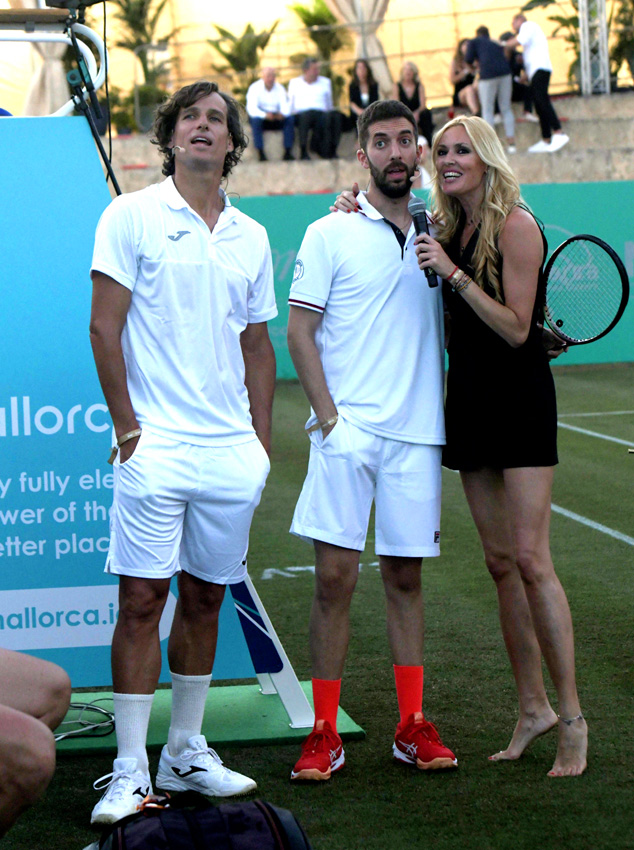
[380,557,422,595]
[314,544,359,602]
[0,713,56,807]
[177,572,226,620]
[117,577,171,630]
[41,665,71,731]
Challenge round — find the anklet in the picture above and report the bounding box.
[557,713,584,726]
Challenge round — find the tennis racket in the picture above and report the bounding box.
[543,234,629,344]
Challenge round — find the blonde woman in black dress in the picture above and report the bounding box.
[414,115,587,777]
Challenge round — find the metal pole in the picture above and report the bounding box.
[579,0,610,95]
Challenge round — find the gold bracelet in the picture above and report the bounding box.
[108,428,142,465]
[453,275,472,294]
[306,414,338,434]
[448,267,464,286]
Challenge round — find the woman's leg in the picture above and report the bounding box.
[461,469,557,760]
[459,84,479,116]
[502,466,587,776]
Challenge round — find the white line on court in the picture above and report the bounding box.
[551,505,634,547]
[557,422,634,447]
[559,411,634,418]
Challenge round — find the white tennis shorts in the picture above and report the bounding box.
[106,429,270,582]
[290,416,442,557]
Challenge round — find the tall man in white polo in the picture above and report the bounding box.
[287,100,457,782]
[246,67,295,161]
[89,81,277,824]
[287,57,343,160]
[506,13,569,153]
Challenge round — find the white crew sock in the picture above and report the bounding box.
[113,692,154,774]
[167,671,212,756]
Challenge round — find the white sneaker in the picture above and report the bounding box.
[507,145,517,154]
[528,139,551,153]
[521,112,539,123]
[156,735,257,797]
[493,113,503,125]
[549,133,569,152]
[91,757,152,825]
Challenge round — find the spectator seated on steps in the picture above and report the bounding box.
[287,58,343,160]
[246,67,295,162]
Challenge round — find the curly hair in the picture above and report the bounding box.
[151,81,248,179]
[430,115,523,301]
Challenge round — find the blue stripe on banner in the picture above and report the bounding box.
[230,582,284,674]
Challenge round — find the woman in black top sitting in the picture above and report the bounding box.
[348,59,379,128]
[391,61,434,148]
[450,39,479,115]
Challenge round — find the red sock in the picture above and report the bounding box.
[393,665,424,725]
[312,678,341,732]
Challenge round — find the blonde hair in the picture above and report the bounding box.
[430,115,523,301]
[400,61,420,85]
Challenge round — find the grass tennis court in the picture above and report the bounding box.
[5,363,633,850]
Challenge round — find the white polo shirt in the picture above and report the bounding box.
[289,193,445,445]
[246,79,291,119]
[287,75,333,114]
[91,177,278,446]
[517,20,552,80]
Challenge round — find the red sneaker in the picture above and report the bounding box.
[290,720,345,781]
[393,712,458,770]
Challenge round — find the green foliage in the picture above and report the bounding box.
[104,82,167,133]
[208,21,279,100]
[522,0,634,86]
[290,0,352,105]
[110,0,178,85]
[522,0,580,82]
[290,0,352,62]
[610,0,634,78]
[106,84,135,132]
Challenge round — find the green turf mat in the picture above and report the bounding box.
[56,681,365,755]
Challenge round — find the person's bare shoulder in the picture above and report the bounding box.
[500,205,540,246]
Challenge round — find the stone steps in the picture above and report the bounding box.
[104,90,634,197]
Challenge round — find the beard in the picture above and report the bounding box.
[367,156,418,198]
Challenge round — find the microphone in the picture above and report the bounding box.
[408,197,438,288]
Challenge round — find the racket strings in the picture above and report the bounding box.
[545,241,626,342]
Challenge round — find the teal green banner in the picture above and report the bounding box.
[235,183,634,378]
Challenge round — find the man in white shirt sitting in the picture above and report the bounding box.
[246,67,295,161]
[287,58,343,160]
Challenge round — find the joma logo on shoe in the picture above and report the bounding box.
[171,766,207,777]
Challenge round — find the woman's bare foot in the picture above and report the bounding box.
[548,714,587,777]
[489,708,558,761]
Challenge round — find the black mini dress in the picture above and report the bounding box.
[442,221,558,472]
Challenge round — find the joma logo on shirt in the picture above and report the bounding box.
[168,231,191,242]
